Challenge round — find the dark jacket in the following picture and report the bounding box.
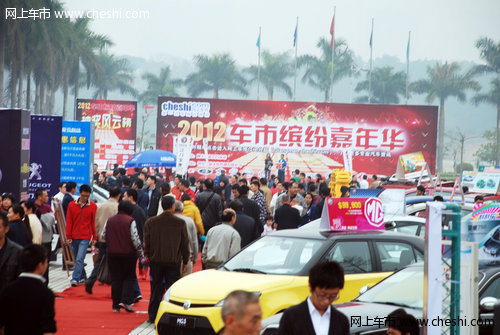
[233,211,259,249]
[6,220,30,247]
[0,276,57,335]
[278,299,349,335]
[147,188,162,217]
[275,204,301,230]
[0,238,22,292]
[239,196,262,236]
[132,204,147,244]
[144,211,189,265]
[105,213,136,256]
[62,193,74,217]
[194,190,223,233]
[137,189,149,214]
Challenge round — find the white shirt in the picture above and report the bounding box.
[19,272,46,283]
[307,296,331,335]
[359,179,369,189]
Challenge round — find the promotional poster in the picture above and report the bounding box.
[60,121,94,194]
[76,99,137,170]
[156,97,438,179]
[29,116,62,201]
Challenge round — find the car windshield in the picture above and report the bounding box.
[355,266,423,309]
[223,236,324,275]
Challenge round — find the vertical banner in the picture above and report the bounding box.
[0,109,31,201]
[424,202,444,335]
[60,121,94,194]
[29,116,62,201]
[173,135,194,176]
[76,99,137,170]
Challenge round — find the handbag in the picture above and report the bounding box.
[97,253,112,285]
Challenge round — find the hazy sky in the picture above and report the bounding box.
[60,0,500,67]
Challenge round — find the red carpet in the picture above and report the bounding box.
[55,256,203,334]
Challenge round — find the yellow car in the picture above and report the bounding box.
[155,228,425,334]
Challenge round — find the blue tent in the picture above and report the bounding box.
[124,149,176,168]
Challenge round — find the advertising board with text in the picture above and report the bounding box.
[156,97,437,179]
[319,197,384,231]
[76,99,137,170]
[60,121,94,195]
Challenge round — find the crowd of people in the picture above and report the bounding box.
[0,160,414,334]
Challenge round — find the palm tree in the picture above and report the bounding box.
[472,78,500,164]
[139,66,182,104]
[246,51,293,100]
[91,52,137,100]
[474,37,500,74]
[299,37,354,102]
[411,62,480,172]
[473,37,500,165]
[65,18,111,119]
[185,53,247,99]
[354,66,406,104]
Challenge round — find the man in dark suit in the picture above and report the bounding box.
[237,185,263,236]
[146,175,162,217]
[278,261,349,335]
[228,200,259,248]
[274,194,301,230]
[0,244,57,334]
[0,211,21,293]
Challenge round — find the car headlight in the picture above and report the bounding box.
[215,291,262,307]
[162,287,172,302]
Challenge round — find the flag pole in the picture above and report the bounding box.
[293,17,298,101]
[257,26,261,100]
[368,18,374,104]
[330,7,336,103]
[406,31,411,104]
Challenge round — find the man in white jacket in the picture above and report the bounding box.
[202,209,240,269]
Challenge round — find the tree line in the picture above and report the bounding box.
[1,1,499,170]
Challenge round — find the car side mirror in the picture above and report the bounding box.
[359,285,371,295]
[479,297,498,312]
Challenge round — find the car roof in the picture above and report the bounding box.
[270,228,424,243]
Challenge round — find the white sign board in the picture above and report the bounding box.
[173,135,193,176]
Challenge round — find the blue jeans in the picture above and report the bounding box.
[278,170,285,183]
[71,239,89,282]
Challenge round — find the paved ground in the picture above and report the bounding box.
[48,251,156,335]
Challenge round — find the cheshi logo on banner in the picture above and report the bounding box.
[161,101,211,118]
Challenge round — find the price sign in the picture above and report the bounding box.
[320,197,384,231]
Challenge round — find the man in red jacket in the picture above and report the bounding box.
[65,184,98,286]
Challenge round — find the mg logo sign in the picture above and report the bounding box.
[364,198,384,227]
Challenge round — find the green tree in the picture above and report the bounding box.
[354,66,406,104]
[299,37,354,102]
[474,130,497,164]
[473,37,500,165]
[185,53,247,99]
[91,52,137,100]
[410,62,480,172]
[246,51,293,100]
[139,66,182,104]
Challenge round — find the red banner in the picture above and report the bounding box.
[156,97,437,179]
[76,99,137,170]
[320,197,384,231]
